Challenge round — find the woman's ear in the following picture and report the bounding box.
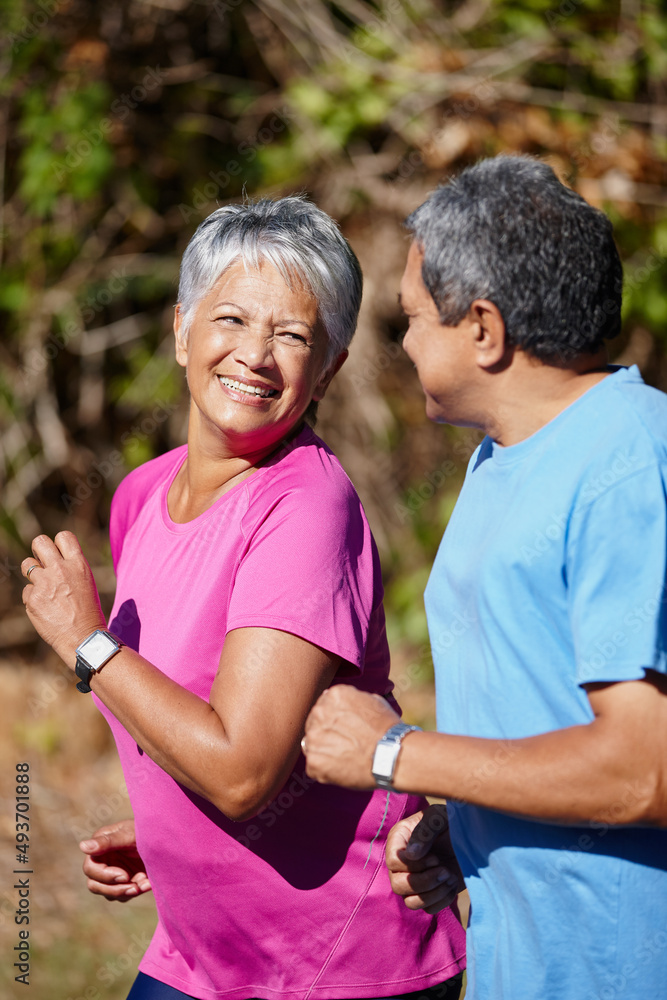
[469,300,507,370]
[312,350,348,402]
[174,305,188,368]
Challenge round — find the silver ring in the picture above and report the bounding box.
[300,737,307,754]
[26,564,40,581]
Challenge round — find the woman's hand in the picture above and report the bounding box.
[385,805,465,915]
[80,820,152,902]
[21,532,106,667]
[304,685,400,789]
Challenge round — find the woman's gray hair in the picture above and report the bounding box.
[406,155,623,363]
[177,196,362,369]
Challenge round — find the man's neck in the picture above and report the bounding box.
[481,351,617,447]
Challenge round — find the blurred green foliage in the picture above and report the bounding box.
[1,0,667,648]
[19,81,114,215]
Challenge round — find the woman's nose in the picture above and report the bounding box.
[232,330,275,369]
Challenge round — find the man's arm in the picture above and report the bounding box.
[304,674,667,826]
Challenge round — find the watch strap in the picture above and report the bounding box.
[74,629,123,694]
[75,658,93,693]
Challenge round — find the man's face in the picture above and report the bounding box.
[399,242,477,426]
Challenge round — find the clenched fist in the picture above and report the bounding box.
[303,685,400,788]
[21,532,106,667]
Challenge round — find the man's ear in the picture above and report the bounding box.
[469,299,507,370]
[312,350,348,401]
[174,304,188,368]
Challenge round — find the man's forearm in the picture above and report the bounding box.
[304,676,667,825]
[392,716,660,826]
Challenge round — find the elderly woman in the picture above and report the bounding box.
[21,197,465,1000]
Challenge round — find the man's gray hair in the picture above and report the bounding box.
[177,196,362,369]
[406,155,623,363]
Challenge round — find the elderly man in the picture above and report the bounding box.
[304,156,667,1000]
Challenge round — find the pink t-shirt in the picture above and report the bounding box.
[95,425,465,1000]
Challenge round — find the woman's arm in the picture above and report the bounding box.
[90,627,338,819]
[22,531,339,820]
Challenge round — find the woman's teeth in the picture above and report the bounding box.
[218,376,277,398]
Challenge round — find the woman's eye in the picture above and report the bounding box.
[217,315,243,324]
[280,331,308,344]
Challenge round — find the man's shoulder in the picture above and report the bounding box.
[603,368,667,448]
[576,369,667,483]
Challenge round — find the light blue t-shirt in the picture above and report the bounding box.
[425,366,667,1000]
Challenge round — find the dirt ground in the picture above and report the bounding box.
[0,655,156,1000]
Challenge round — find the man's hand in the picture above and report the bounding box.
[21,532,106,667]
[386,804,465,915]
[80,820,152,902]
[304,685,400,788]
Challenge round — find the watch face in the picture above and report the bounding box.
[372,742,400,780]
[78,631,117,670]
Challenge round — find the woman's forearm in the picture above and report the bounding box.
[83,626,338,821]
[88,647,257,816]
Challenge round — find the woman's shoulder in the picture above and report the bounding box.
[244,426,365,530]
[266,425,358,498]
[111,445,187,522]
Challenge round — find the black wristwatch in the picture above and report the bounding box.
[74,629,124,693]
[371,722,422,791]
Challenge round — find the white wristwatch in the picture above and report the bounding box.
[75,629,123,693]
[371,722,422,791]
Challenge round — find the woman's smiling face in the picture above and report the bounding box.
[175,259,338,455]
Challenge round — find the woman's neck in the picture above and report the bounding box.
[168,412,305,523]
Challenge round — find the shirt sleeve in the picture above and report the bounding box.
[566,464,667,686]
[108,469,145,574]
[226,484,377,671]
[109,483,129,574]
